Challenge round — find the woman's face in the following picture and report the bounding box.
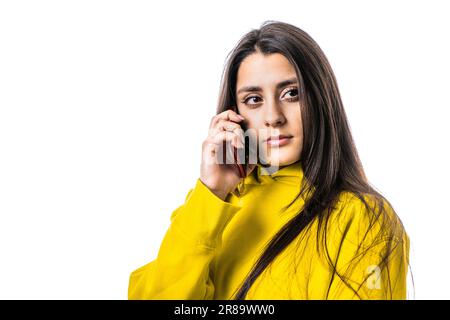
[236,52,303,167]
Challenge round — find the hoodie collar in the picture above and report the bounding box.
[245,160,304,186]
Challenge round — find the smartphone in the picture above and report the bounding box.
[233,146,247,178]
[232,120,249,179]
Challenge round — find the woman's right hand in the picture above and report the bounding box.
[200,109,256,201]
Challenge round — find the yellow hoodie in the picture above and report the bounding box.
[128,160,410,300]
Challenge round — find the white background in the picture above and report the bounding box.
[0,0,448,299]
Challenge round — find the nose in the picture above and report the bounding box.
[264,99,286,128]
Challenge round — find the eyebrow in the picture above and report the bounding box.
[236,77,299,95]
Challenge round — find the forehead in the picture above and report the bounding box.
[236,52,297,87]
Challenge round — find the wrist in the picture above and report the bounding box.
[214,190,230,201]
[199,178,231,201]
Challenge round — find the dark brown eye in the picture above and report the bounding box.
[283,88,299,101]
[285,88,298,98]
[243,96,262,105]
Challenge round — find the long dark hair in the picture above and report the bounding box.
[216,20,411,299]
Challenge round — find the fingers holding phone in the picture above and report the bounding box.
[200,109,253,200]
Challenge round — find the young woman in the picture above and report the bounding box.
[128,21,410,300]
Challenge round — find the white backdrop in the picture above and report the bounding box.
[0,0,448,299]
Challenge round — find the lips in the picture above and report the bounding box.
[265,135,293,147]
[265,135,293,142]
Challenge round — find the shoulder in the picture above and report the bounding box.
[328,191,408,247]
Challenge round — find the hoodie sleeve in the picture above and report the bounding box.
[128,178,242,299]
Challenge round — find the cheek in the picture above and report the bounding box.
[296,118,303,136]
[288,109,303,134]
[240,112,265,130]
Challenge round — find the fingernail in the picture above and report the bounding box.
[237,115,245,120]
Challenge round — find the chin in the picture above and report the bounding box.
[261,147,300,168]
